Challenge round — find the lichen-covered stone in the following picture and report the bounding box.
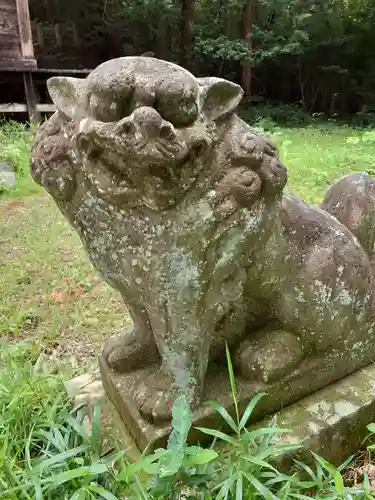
[257,362,375,468]
[30,56,375,426]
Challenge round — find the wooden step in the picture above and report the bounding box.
[0,103,55,113]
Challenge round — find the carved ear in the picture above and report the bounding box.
[198,77,244,121]
[47,77,84,119]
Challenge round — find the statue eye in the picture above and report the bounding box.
[89,93,131,123]
[117,120,136,135]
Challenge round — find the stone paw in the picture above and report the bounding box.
[102,325,159,373]
[131,370,173,423]
[234,329,304,383]
[140,390,177,424]
[133,370,201,424]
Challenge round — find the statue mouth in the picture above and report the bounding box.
[83,139,210,209]
[99,137,207,181]
[153,141,181,157]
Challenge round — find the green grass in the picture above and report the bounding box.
[273,124,375,204]
[1,340,375,499]
[0,196,125,369]
[0,341,127,499]
[0,121,42,199]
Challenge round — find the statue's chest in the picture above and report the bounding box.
[69,193,223,298]
[71,198,197,289]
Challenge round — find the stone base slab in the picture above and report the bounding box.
[98,351,375,453]
[66,361,375,468]
[261,362,375,467]
[64,371,140,461]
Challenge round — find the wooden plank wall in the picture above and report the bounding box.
[0,0,21,60]
[0,0,36,69]
[15,0,34,58]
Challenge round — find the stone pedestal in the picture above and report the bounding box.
[98,348,375,452]
[99,355,239,451]
[260,361,375,467]
[65,361,375,468]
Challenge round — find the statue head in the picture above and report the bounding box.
[30,57,286,213]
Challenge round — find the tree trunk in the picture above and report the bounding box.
[180,0,194,67]
[240,0,255,98]
[156,14,169,60]
[219,0,228,34]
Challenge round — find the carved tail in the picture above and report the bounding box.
[321,172,375,256]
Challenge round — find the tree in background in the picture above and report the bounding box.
[29,0,375,115]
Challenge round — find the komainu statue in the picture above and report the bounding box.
[30,57,375,438]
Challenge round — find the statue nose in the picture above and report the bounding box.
[115,107,177,141]
[115,117,136,135]
[130,107,176,139]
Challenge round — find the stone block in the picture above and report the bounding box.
[99,354,375,456]
[261,362,375,467]
[64,371,140,460]
[64,372,105,405]
[68,362,375,470]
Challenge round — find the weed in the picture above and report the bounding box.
[116,395,218,498]
[0,341,122,499]
[194,346,304,499]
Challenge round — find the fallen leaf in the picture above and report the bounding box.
[63,277,75,285]
[7,200,25,208]
[49,290,65,303]
[69,285,84,296]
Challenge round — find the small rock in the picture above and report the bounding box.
[0,163,16,186]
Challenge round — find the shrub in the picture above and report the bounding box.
[0,122,30,189]
[0,121,40,198]
[239,102,313,128]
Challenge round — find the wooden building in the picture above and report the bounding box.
[0,0,42,121]
[0,0,35,70]
[0,0,94,122]
[0,0,149,123]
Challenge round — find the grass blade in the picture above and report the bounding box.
[242,454,278,472]
[239,392,267,430]
[242,427,291,442]
[293,459,317,482]
[87,483,120,499]
[205,401,238,433]
[225,343,239,427]
[91,404,103,450]
[33,444,90,472]
[194,427,237,445]
[42,463,108,487]
[242,471,277,500]
[235,473,243,500]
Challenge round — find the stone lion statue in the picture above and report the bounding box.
[30,57,375,424]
